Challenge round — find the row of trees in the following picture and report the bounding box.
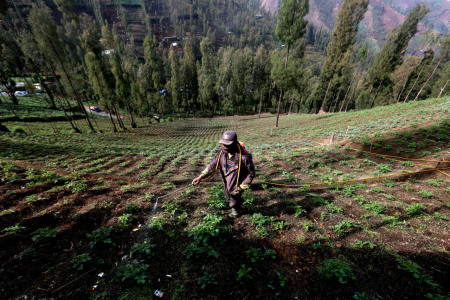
[0,0,448,133]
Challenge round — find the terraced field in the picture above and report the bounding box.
[0,97,449,299]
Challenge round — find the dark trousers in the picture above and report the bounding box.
[224,188,243,209]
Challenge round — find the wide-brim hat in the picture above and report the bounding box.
[219,130,237,145]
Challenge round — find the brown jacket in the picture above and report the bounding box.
[202,145,255,194]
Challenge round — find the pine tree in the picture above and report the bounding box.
[182,39,199,114]
[169,47,181,114]
[198,37,216,116]
[28,4,94,133]
[81,15,121,132]
[274,0,309,127]
[361,4,429,107]
[254,45,270,117]
[310,0,369,113]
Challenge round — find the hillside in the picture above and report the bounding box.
[262,0,450,54]
[0,96,449,298]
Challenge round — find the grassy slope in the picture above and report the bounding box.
[0,97,449,299]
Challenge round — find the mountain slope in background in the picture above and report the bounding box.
[262,0,449,54]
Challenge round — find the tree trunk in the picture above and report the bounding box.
[112,98,126,130]
[340,71,356,112]
[124,98,137,128]
[8,92,18,105]
[331,90,342,113]
[370,85,381,108]
[396,67,415,103]
[319,78,332,113]
[105,102,118,132]
[403,63,425,103]
[47,38,96,133]
[438,80,449,98]
[258,89,262,118]
[288,91,295,115]
[275,45,290,128]
[345,79,359,112]
[414,57,443,101]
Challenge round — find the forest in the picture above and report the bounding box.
[0,0,447,133]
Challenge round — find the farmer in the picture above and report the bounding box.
[192,130,255,218]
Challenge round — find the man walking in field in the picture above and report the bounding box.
[192,130,255,218]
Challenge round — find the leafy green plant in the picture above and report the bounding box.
[97,201,114,210]
[406,203,425,216]
[88,227,113,248]
[71,253,92,271]
[197,270,218,289]
[397,257,437,287]
[384,193,396,201]
[2,223,25,234]
[425,293,449,300]
[236,264,253,281]
[382,180,395,188]
[126,202,140,213]
[401,182,413,191]
[401,161,414,167]
[190,214,226,242]
[327,202,343,214]
[319,259,356,283]
[66,179,88,193]
[118,214,132,228]
[376,164,392,174]
[426,179,442,187]
[246,247,277,263]
[24,194,40,204]
[330,220,354,234]
[162,181,176,190]
[353,195,365,205]
[352,240,377,249]
[205,183,227,209]
[118,260,149,284]
[184,240,218,259]
[132,239,155,256]
[31,227,58,241]
[0,208,15,216]
[418,190,433,199]
[343,185,356,197]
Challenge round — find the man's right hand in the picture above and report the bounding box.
[192,175,203,185]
